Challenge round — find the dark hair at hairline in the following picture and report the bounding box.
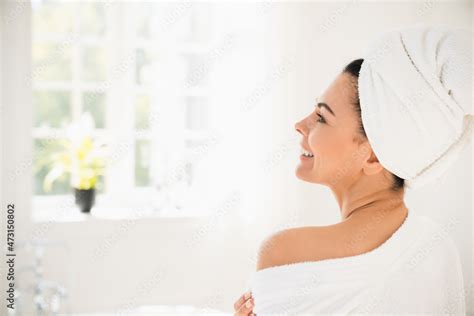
[342,58,405,192]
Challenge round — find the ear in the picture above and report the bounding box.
[361,145,385,176]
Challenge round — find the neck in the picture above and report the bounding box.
[330,171,406,221]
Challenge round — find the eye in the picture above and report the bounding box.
[316,113,326,124]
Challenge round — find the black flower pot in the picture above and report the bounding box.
[74,188,96,213]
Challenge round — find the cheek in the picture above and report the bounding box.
[308,127,341,157]
[308,128,353,171]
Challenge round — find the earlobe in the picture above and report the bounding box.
[363,161,384,176]
[362,150,384,176]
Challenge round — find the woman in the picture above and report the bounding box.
[234,26,471,315]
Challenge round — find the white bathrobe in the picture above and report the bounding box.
[246,211,466,315]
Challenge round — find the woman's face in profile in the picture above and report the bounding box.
[294,73,367,186]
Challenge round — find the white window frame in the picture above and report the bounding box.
[31,2,215,220]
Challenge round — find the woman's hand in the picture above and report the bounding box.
[233,290,255,316]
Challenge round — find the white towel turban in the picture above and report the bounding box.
[358,26,473,189]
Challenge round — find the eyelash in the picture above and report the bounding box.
[316,113,326,124]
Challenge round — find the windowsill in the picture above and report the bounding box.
[31,193,212,222]
[31,206,211,222]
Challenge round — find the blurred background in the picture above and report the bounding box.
[1,0,472,315]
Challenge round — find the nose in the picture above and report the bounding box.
[295,119,307,136]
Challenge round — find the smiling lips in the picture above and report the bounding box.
[300,147,314,158]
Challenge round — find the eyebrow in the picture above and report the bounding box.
[315,102,336,117]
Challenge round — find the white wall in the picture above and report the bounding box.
[1,1,34,315]
[1,1,472,314]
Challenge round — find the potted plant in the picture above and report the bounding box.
[43,113,107,213]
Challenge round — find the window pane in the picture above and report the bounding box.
[145,3,191,41]
[82,46,107,82]
[32,1,74,35]
[185,54,208,88]
[33,91,71,128]
[135,49,154,85]
[80,2,106,36]
[183,139,206,186]
[83,92,106,128]
[188,3,212,42]
[95,175,106,194]
[185,97,208,130]
[149,3,211,42]
[135,95,150,130]
[135,140,151,187]
[32,42,72,81]
[136,3,153,39]
[164,3,193,41]
[33,138,71,195]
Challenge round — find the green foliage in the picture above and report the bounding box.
[42,136,107,191]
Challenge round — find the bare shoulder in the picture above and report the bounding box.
[255,220,382,271]
[256,224,349,271]
[256,210,409,271]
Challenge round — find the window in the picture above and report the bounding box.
[31,1,216,217]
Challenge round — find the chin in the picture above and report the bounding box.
[295,167,316,183]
